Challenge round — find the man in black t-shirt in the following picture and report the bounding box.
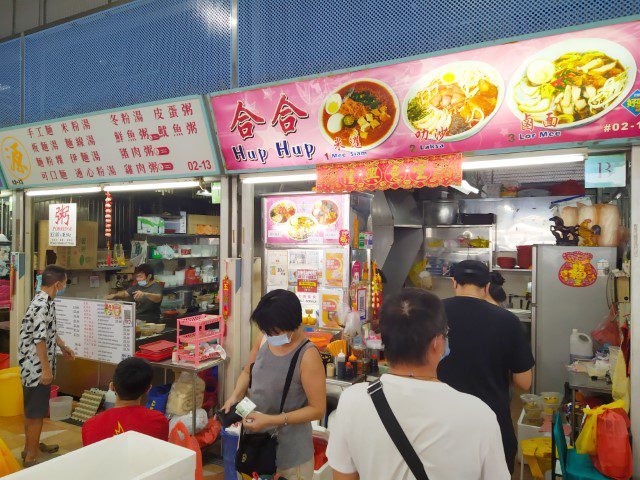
[437,260,535,474]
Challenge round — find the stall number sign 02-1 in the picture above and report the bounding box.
[49,203,77,246]
[0,96,219,188]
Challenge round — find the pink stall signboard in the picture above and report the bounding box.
[211,19,640,173]
[264,194,349,245]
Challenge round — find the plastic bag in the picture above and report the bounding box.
[343,310,360,339]
[156,244,175,260]
[0,437,20,476]
[195,418,222,448]
[593,408,632,480]
[166,372,205,416]
[575,399,625,455]
[169,421,203,480]
[408,259,432,289]
[169,408,209,435]
[612,352,630,411]
[145,384,172,413]
[591,309,621,348]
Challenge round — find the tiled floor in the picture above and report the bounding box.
[0,393,534,480]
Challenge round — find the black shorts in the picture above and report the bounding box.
[23,383,51,419]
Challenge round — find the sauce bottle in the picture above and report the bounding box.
[326,363,335,378]
[370,354,379,374]
[336,352,346,379]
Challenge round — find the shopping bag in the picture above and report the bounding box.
[612,352,630,411]
[593,408,632,480]
[169,421,203,480]
[145,384,172,413]
[195,418,222,448]
[0,436,21,476]
[575,399,624,455]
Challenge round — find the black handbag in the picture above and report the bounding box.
[368,379,430,480]
[235,340,309,476]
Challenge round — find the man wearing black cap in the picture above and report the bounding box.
[437,260,534,474]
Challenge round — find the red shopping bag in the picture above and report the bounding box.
[593,408,632,480]
[169,421,203,480]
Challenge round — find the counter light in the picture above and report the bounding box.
[103,181,200,192]
[26,186,102,197]
[241,173,318,184]
[462,153,585,171]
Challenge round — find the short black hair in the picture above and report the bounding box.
[112,357,153,400]
[452,260,490,288]
[380,288,447,365]
[489,272,507,303]
[251,289,302,336]
[41,265,67,287]
[134,263,154,279]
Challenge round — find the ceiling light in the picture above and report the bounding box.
[242,173,317,184]
[104,181,200,192]
[462,153,585,171]
[26,186,102,197]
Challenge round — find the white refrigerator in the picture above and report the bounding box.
[532,245,616,393]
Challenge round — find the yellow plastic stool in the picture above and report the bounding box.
[521,437,552,479]
[0,436,21,475]
[0,367,24,417]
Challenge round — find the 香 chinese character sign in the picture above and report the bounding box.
[0,96,219,188]
[48,203,77,246]
[210,19,640,173]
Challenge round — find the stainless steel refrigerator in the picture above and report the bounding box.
[532,245,616,393]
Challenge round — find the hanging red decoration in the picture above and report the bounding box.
[105,192,113,266]
[558,251,597,288]
[315,153,463,193]
[221,275,232,321]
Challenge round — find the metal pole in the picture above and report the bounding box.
[240,181,254,368]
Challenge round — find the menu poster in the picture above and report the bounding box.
[56,298,135,364]
[212,20,640,172]
[0,96,218,189]
[324,249,348,288]
[296,269,318,293]
[320,289,344,329]
[265,194,350,245]
[266,250,289,288]
[48,203,77,246]
[296,290,319,326]
[287,249,320,284]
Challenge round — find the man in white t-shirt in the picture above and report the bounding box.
[327,288,510,480]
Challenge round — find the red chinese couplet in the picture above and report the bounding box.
[222,276,232,320]
[315,153,463,193]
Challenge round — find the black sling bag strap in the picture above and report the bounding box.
[367,379,429,480]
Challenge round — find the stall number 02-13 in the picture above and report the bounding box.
[188,160,214,171]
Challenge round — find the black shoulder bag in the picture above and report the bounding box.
[235,340,309,476]
[367,379,430,480]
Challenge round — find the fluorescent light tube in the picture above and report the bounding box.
[462,154,585,171]
[242,173,317,184]
[26,186,102,197]
[104,181,200,192]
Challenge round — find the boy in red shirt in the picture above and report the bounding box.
[82,357,169,445]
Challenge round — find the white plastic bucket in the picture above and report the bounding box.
[49,395,73,421]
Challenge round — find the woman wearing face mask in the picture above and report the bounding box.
[106,263,163,324]
[223,289,326,480]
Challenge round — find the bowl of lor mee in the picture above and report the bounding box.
[269,200,296,224]
[312,199,339,226]
[403,61,504,142]
[319,78,400,151]
[508,38,636,129]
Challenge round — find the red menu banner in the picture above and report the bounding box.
[316,153,463,193]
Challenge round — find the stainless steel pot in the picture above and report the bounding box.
[423,200,459,226]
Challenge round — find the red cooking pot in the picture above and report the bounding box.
[517,245,533,269]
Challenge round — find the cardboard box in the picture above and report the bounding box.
[38,221,98,270]
[187,214,219,235]
[137,216,165,234]
[164,211,187,234]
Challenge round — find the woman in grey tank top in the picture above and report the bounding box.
[223,289,326,479]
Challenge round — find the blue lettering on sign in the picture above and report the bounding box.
[275,140,315,160]
[231,145,268,163]
[519,133,537,140]
[539,131,561,138]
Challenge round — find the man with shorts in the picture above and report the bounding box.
[18,265,75,467]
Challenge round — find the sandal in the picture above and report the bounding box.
[21,443,60,459]
[23,458,40,468]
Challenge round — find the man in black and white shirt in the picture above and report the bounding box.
[18,265,75,467]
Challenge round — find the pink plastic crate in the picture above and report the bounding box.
[176,314,223,367]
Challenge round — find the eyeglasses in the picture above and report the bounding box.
[442,326,449,339]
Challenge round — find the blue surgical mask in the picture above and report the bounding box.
[266,332,291,347]
[137,280,148,287]
[57,285,67,296]
[441,338,450,360]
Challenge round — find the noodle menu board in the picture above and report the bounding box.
[211,19,640,172]
[55,298,135,364]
